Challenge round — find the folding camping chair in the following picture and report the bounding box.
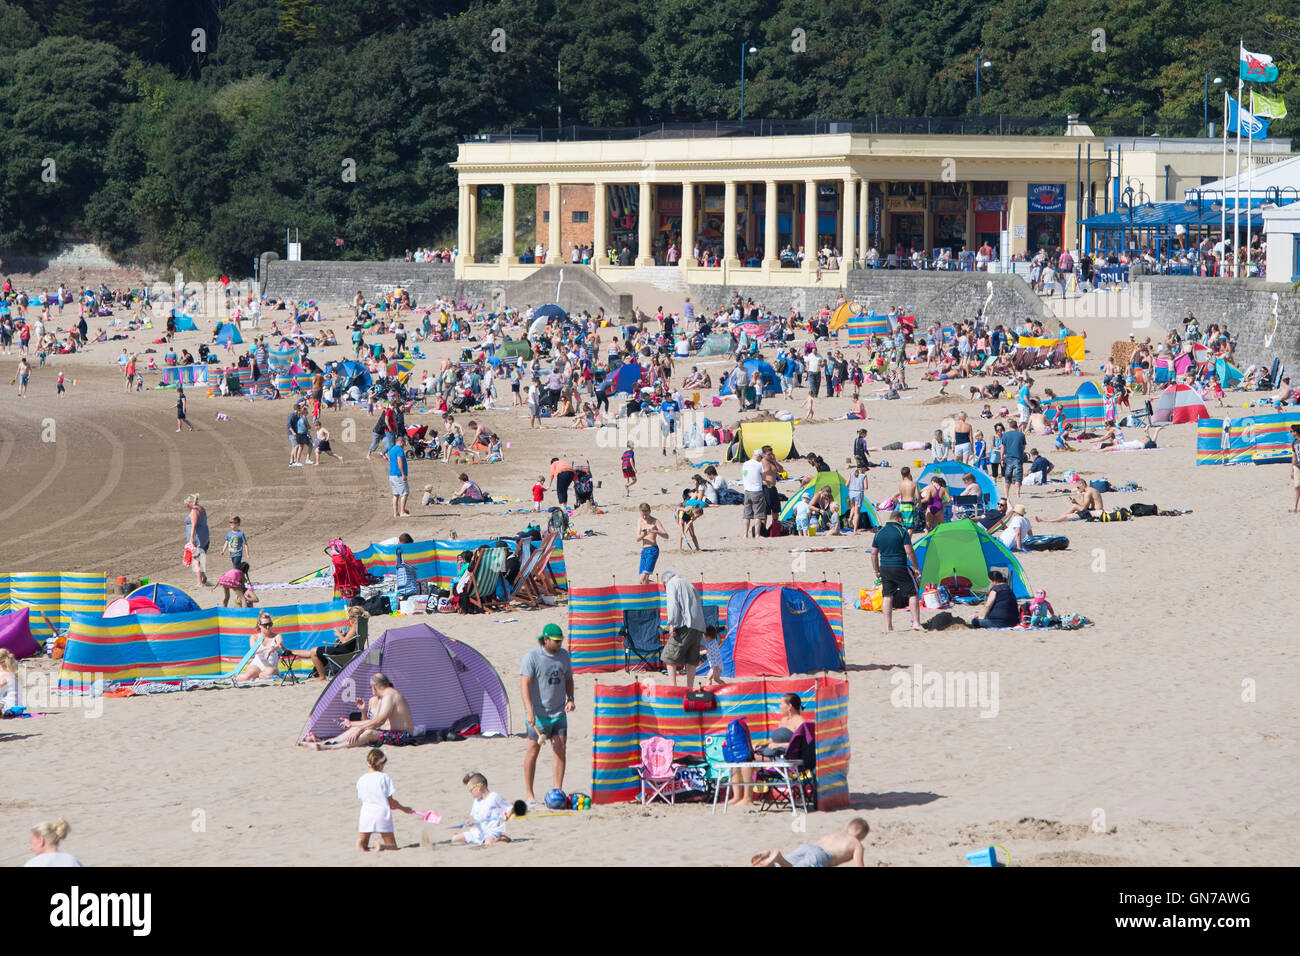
[278,648,307,686]
[637,735,684,806]
[318,617,370,678]
[755,721,817,812]
[621,607,666,672]
[949,493,985,521]
[464,546,507,613]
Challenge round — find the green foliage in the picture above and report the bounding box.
[0,0,1295,274]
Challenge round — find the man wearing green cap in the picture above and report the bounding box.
[520,623,575,803]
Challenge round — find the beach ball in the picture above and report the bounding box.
[544,788,568,810]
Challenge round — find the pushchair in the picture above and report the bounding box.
[573,461,596,506]
[405,425,438,458]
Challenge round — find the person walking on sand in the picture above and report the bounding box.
[870,510,921,631]
[389,436,410,517]
[1290,424,1300,513]
[520,623,575,804]
[636,503,669,583]
[661,571,705,689]
[741,449,766,538]
[751,818,869,867]
[356,749,415,852]
[183,493,214,588]
[15,356,29,397]
[175,386,194,432]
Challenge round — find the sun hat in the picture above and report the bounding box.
[539,623,564,642]
[1012,503,1027,515]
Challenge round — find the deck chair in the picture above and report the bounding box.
[513,530,561,605]
[620,607,665,672]
[755,721,817,812]
[508,537,546,607]
[319,617,370,677]
[465,546,507,612]
[637,735,683,805]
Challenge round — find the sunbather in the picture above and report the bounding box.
[1040,478,1103,522]
[751,818,869,867]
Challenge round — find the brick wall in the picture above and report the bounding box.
[535,185,595,258]
[1131,276,1300,372]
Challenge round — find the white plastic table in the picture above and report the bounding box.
[711,760,806,815]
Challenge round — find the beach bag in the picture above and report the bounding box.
[683,690,717,712]
[182,545,193,566]
[1022,534,1069,551]
[1090,479,1112,493]
[1100,507,1131,522]
[547,506,568,535]
[1128,502,1157,517]
[722,718,753,762]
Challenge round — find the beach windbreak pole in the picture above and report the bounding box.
[1234,40,1244,276]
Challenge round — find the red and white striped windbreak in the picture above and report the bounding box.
[1152,383,1209,424]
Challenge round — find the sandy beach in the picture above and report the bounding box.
[2,292,1297,867]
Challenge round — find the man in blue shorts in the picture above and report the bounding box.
[520,624,575,804]
[636,503,668,583]
[870,509,921,631]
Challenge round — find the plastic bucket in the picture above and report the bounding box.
[922,585,942,609]
[912,459,924,469]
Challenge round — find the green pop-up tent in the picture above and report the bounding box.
[778,471,880,529]
[911,519,1030,598]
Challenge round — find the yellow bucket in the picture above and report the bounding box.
[912,459,923,469]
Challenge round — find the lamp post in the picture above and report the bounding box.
[1118,184,1148,258]
[1204,74,1222,137]
[976,56,992,116]
[740,42,757,124]
[1264,185,1299,206]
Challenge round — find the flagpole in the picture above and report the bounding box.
[1247,90,1255,273]
[1221,90,1228,276]
[1234,41,1244,277]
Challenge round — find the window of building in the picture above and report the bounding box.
[572,211,589,223]
[972,181,1008,196]
[542,211,549,222]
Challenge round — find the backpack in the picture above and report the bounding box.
[722,718,753,762]
[1128,502,1157,517]
[1100,507,1131,522]
[547,506,568,535]
[1022,534,1069,551]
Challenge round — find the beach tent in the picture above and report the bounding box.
[336,360,372,391]
[498,339,532,360]
[828,302,858,331]
[846,311,891,346]
[1173,342,1209,377]
[727,419,800,462]
[0,608,40,659]
[300,623,510,742]
[912,519,1031,599]
[1153,357,1176,384]
[104,596,162,618]
[128,583,200,615]
[1214,357,1244,387]
[1043,380,1107,428]
[712,587,845,678]
[698,332,734,356]
[718,358,782,397]
[1152,383,1209,424]
[214,322,243,346]
[597,362,642,396]
[918,461,1001,508]
[169,310,198,332]
[775,471,882,530]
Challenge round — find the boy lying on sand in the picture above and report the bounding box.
[752,818,869,867]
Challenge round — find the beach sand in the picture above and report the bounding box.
[1,294,1296,867]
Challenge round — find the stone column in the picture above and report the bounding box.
[763,180,779,268]
[1007,180,1028,258]
[680,181,695,271]
[467,187,478,263]
[500,182,516,267]
[744,183,756,257]
[593,181,607,272]
[636,181,653,266]
[547,181,561,264]
[803,179,817,277]
[842,177,857,270]
[859,179,870,257]
[922,183,933,254]
[457,183,470,272]
[723,180,739,265]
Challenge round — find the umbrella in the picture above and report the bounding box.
[534,304,568,323]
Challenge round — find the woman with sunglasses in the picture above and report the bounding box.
[237,614,296,682]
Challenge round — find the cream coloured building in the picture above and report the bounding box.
[452,126,1280,289]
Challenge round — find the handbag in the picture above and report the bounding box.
[683,689,717,712]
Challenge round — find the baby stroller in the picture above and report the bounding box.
[405,425,438,459]
[573,461,595,506]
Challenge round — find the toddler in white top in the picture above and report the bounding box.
[453,772,514,846]
[700,625,725,685]
[356,749,413,851]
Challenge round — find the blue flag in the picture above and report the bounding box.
[1228,96,1269,140]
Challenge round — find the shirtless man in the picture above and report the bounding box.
[761,445,782,533]
[1270,377,1293,406]
[896,466,919,530]
[636,503,669,584]
[752,818,870,867]
[1041,478,1104,523]
[303,673,415,748]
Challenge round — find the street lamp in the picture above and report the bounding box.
[1264,185,1299,206]
[740,42,758,124]
[1118,185,1148,257]
[976,56,993,116]
[1204,74,1222,137]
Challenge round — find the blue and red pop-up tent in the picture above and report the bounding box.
[713,586,845,678]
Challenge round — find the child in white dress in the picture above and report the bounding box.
[452,772,514,846]
[356,749,414,851]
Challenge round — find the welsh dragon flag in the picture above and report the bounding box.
[1240,45,1279,83]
